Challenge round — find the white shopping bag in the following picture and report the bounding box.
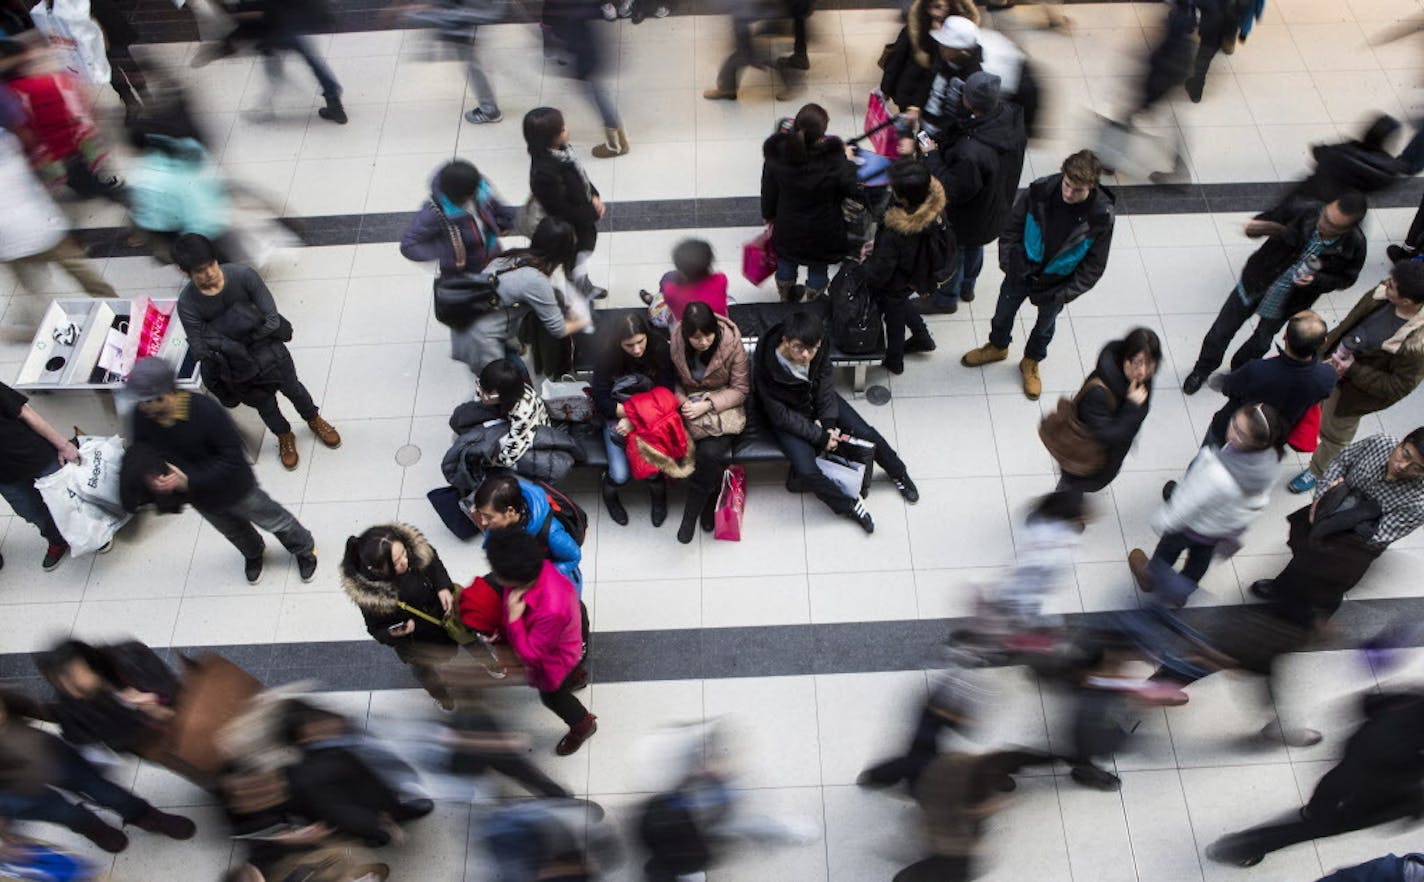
[30,0,112,85]
[73,435,127,517]
[34,438,131,555]
[814,436,875,499]
[540,375,593,423]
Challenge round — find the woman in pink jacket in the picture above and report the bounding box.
[485,528,596,756]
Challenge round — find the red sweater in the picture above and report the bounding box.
[7,72,95,164]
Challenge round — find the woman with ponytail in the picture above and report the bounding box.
[759,103,862,302]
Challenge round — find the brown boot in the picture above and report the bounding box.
[556,713,598,756]
[276,432,299,470]
[1020,358,1042,400]
[307,414,341,449]
[591,126,629,158]
[960,344,1009,367]
[1128,548,1153,592]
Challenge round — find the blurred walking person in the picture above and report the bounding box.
[543,0,627,157]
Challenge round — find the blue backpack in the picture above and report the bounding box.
[0,844,93,882]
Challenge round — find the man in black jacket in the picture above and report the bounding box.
[125,357,316,586]
[1183,193,1368,394]
[960,150,1116,400]
[921,71,1027,313]
[1202,310,1336,447]
[754,310,917,533]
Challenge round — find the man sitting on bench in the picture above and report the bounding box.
[754,309,919,534]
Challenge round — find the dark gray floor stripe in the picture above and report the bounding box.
[0,597,1415,697]
[73,179,1424,258]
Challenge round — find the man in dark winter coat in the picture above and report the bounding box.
[1286,116,1407,207]
[1206,690,1424,869]
[1183,193,1368,394]
[960,149,1115,400]
[921,71,1027,313]
[173,233,341,471]
[754,310,918,533]
[124,357,317,587]
[1203,310,1335,448]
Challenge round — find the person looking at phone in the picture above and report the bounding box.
[1182,193,1368,395]
[339,523,462,711]
[753,309,918,534]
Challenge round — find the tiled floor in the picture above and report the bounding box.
[4,0,1424,878]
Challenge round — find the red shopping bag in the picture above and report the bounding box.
[1286,403,1322,453]
[863,89,898,158]
[742,225,776,286]
[713,465,747,542]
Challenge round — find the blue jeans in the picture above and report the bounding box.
[0,735,149,832]
[263,31,343,98]
[774,395,906,515]
[933,245,984,306]
[603,424,631,485]
[988,274,1065,362]
[0,457,63,545]
[776,257,829,292]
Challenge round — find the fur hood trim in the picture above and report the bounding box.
[635,437,697,479]
[884,176,947,235]
[339,522,437,613]
[908,0,932,70]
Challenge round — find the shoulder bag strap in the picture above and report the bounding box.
[435,199,467,271]
[395,600,444,627]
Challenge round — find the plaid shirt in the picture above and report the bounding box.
[1318,434,1424,547]
[1243,230,1335,320]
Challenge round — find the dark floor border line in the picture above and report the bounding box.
[0,597,1413,698]
[121,0,1145,45]
[70,179,1424,259]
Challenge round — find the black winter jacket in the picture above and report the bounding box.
[130,391,257,512]
[926,102,1027,247]
[1064,340,1151,491]
[591,327,676,421]
[1207,351,1336,445]
[879,17,936,113]
[339,523,456,646]
[1238,200,1366,311]
[1292,140,1407,205]
[761,132,862,265]
[529,149,600,252]
[998,173,1116,305]
[863,176,953,298]
[753,322,838,449]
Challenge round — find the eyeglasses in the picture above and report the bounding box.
[1396,444,1424,478]
[788,340,821,356]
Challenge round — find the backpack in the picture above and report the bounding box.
[533,480,588,547]
[923,216,957,292]
[828,261,884,355]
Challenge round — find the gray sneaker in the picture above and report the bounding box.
[297,552,318,584]
[464,108,503,124]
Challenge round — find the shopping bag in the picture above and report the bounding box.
[713,465,746,542]
[72,435,126,518]
[34,456,130,556]
[540,375,594,422]
[741,225,776,286]
[863,90,898,158]
[1286,403,1322,453]
[815,436,875,499]
[115,297,175,380]
[29,0,111,85]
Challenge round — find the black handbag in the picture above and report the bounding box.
[433,272,503,327]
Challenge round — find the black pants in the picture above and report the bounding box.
[465,753,571,799]
[1192,287,1288,376]
[772,396,906,516]
[252,358,320,435]
[538,602,592,728]
[894,856,973,882]
[1213,797,1419,863]
[860,706,949,788]
[879,292,930,370]
[108,47,147,109]
[1406,189,1424,250]
[684,434,734,520]
[715,18,763,92]
[1152,530,1215,583]
[1190,0,1233,83]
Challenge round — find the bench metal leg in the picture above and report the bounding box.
[853,364,868,394]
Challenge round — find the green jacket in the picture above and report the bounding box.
[1321,282,1424,419]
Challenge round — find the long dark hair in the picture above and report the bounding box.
[342,526,405,582]
[784,103,830,164]
[522,106,565,156]
[679,301,721,366]
[601,311,665,375]
[500,216,577,275]
[478,358,527,416]
[1233,402,1287,459]
[1119,327,1163,371]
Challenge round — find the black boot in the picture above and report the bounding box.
[601,472,628,526]
[318,94,348,124]
[649,476,668,527]
[678,488,711,544]
[700,493,717,532]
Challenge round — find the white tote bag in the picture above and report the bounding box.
[34,436,130,555]
[30,0,112,86]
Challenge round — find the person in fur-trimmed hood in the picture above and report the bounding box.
[863,160,952,374]
[340,523,462,710]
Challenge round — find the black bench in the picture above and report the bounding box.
[560,300,887,470]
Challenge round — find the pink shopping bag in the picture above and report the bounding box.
[741,225,776,286]
[713,465,747,542]
[864,89,898,158]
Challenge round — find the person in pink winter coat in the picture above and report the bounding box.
[485,528,596,756]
